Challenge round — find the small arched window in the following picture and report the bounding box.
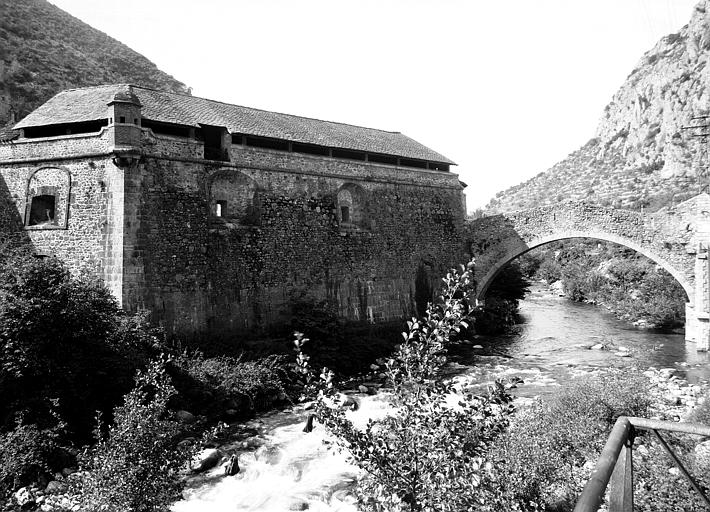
[25,167,70,229]
[337,183,368,229]
[209,170,259,226]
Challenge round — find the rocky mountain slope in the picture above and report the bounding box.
[0,0,187,130]
[487,1,710,213]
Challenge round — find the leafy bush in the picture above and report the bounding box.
[74,358,194,512]
[174,352,289,414]
[307,263,519,511]
[495,369,652,509]
[474,262,529,334]
[0,412,65,497]
[531,240,686,328]
[0,254,160,441]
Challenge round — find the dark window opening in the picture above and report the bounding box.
[133,118,138,125]
[231,134,244,145]
[119,116,126,123]
[368,153,398,165]
[332,148,366,161]
[142,120,192,138]
[215,200,227,217]
[292,142,330,156]
[429,163,450,172]
[200,124,229,161]
[399,158,428,169]
[245,136,289,151]
[28,195,56,226]
[341,206,350,223]
[23,120,108,138]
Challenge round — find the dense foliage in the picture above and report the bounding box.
[300,263,524,511]
[73,358,195,512]
[496,370,653,510]
[0,254,154,441]
[0,252,293,504]
[532,240,686,328]
[173,351,289,415]
[473,261,530,335]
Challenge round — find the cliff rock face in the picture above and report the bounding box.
[0,0,187,128]
[488,1,710,213]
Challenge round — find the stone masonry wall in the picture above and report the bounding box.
[0,128,467,339]
[129,143,465,337]
[468,196,710,302]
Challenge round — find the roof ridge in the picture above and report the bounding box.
[128,84,403,135]
[54,83,133,94]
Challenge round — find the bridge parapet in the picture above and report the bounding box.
[468,194,710,350]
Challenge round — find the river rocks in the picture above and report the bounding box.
[590,343,605,350]
[192,448,224,473]
[358,385,369,393]
[45,480,67,494]
[176,410,196,424]
[302,414,315,433]
[549,281,565,295]
[224,454,240,476]
[289,501,310,510]
[339,394,360,411]
[14,487,35,509]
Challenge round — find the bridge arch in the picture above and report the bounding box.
[469,196,710,350]
[475,230,693,303]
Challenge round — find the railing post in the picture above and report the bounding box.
[609,431,634,512]
[574,417,632,512]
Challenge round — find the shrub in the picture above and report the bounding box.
[0,413,65,497]
[495,369,652,509]
[0,254,161,441]
[309,263,518,511]
[74,357,194,512]
[174,352,289,414]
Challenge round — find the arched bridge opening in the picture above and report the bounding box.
[468,196,710,350]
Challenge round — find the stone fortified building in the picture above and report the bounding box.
[0,84,467,337]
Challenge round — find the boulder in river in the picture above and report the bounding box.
[224,454,240,476]
[176,410,196,424]
[192,448,224,473]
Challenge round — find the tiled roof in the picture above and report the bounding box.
[14,84,455,164]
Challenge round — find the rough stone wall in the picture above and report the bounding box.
[129,141,465,337]
[468,196,710,303]
[0,150,121,290]
[0,127,466,339]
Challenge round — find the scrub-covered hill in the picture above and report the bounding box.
[488,0,710,213]
[0,0,187,130]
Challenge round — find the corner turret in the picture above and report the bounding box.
[106,86,142,164]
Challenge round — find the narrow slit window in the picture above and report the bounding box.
[29,195,56,226]
[216,200,227,217]
[341,206,350,223]
[119,116,126,123]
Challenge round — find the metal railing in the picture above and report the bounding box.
[574,416,710,511]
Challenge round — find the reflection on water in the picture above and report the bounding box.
[172,285,710,511]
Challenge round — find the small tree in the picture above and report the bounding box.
[75,357,193,512]
[303,262,516,511]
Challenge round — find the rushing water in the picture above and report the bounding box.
[172,285,710,512]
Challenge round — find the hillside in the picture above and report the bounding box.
[487,0,710,213]
[0,0,187,129]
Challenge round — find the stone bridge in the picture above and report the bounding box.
[469,194,710,351]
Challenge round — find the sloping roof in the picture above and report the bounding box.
[14,84,455,164]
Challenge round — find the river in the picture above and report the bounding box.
[171,285,710,512]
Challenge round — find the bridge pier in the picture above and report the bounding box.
[686,246,710,351]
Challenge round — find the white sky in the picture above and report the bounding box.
[49,0,699,211]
